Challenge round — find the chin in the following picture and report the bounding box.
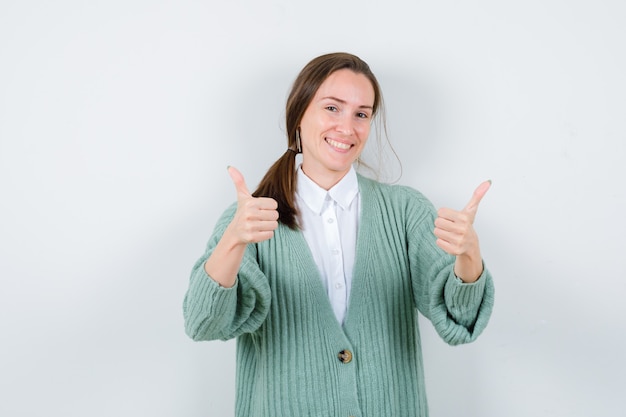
[326,163,353,174]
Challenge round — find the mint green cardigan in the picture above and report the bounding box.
[183,175,494,417]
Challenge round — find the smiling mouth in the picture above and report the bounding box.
[326,138,352,150]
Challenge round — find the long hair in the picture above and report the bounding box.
[252,52,383,229]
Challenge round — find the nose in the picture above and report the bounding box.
[336,114,355,136]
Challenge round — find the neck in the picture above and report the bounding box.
[301,166,350,191]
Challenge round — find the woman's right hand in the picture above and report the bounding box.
[226,166,279,244]
[203,167,278,288]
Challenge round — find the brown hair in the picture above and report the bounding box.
[252,52,383,229]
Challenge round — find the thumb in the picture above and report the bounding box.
[463,180,492,213]
[227,166,251,197]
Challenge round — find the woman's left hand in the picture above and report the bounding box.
[434,180,491,282]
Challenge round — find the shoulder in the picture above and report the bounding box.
[357,174,434,210]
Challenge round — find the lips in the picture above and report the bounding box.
[325,138,352,150]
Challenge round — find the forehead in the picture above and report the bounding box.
[314,69,375,105]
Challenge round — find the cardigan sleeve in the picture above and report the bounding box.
[183,203,271,342]
[405,189,495,346]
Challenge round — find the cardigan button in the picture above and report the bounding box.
[338,349,353,363]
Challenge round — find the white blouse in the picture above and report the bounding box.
[295,165,360,325]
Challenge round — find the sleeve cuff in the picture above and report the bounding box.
[444,266,488,311]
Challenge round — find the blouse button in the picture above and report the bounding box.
[338,349,353,363]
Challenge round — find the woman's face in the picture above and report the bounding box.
[299,69,375,190]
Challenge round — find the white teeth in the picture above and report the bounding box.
[326,138,351,150]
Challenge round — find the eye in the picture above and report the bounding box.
[325,105,338,112]
[357,112,369,119]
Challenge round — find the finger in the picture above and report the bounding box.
[434,215,465,233]
[242,220,279,234]
[433,227,457,244]
[435,238,459,256]
[227,166,251,197]
[256,197,279,211]
[241,206,279,222]
[436,207,470,224]
[249,230,276,243]
[241,220,279,243]
[258,220,279,232]
[463,180,492,213]
[239,197,279,215]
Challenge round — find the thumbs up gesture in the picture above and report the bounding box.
[434,180,491,282]
[227,166,279,244]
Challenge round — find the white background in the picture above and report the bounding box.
[1,1,625,416]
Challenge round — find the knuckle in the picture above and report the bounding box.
[244,199,257,210]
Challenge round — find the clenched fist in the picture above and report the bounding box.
[227,166,279,244]
[434,180,491,282]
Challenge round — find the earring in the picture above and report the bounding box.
[295,129,302,153]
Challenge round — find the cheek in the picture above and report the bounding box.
[357,123,371,139]
[302,113,329,135]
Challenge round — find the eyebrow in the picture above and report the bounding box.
[321,96,373,109]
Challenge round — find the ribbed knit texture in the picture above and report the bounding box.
[183,175,495,417]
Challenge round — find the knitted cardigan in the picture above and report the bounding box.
[183,175,495,417]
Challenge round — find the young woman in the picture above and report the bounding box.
[183,52,494,417]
